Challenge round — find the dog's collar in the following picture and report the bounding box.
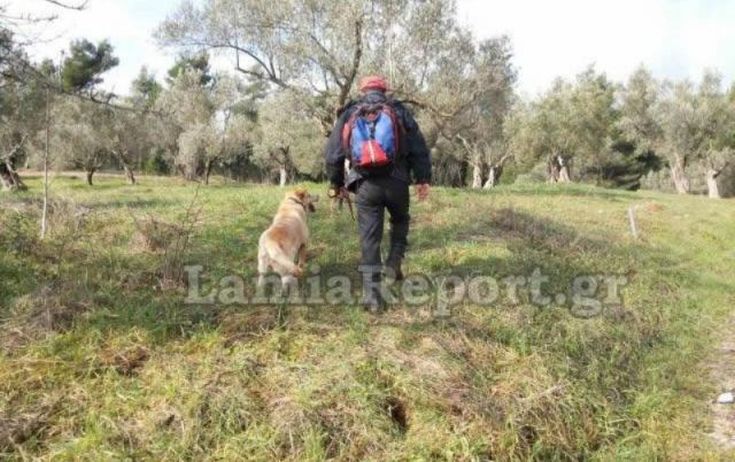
[288,197,307,211]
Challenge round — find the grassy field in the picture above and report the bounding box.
[1,173,734,460]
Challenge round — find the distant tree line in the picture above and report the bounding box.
[2,0,733,197]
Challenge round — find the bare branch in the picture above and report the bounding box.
[43,0,88,10]
[306,32,343,87]
[174,39,288,89]
[336,17,363,110]
[234,64,264,80]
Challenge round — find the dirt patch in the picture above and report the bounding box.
[219,309,278,347]
[385,396,408,433]
[100,345,151,376]
[643,201,665,213]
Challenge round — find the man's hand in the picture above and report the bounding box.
[329,186,355,220]
[328,186,349,200]
[415,183,430,202]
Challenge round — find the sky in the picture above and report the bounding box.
[8,0,735,97]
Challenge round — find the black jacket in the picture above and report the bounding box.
[324,91,432,189]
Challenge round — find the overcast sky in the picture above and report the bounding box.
[10,0,735,97]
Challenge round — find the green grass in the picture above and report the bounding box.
[1,173,734,460]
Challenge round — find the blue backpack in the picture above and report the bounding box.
[341,103,400,169]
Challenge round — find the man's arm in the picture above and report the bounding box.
[399,105,432,184]
[325,108,352,188]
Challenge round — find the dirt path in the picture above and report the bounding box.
[709,315,735,450]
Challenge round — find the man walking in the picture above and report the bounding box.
[325,75,432,310]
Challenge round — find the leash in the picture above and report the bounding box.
[333,190,355,221]
[344,192,355,221]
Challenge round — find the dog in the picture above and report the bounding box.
[257,188,318,291]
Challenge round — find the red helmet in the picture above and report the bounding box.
[359,75,389,93]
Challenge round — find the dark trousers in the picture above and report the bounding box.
[355,175,410,285]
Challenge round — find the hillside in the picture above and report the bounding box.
[1,174,734,460]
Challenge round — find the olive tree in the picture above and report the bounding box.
[97,109,154,185]
[507,79,577,182]
[0,33,50,191]
[655,81,705,194]
[156,0,502,185]
[0,75,45,190]
[156,68,214,180]
[52,98,109,185]
[156,0,371,130]
[157,0,463,125]
[695,71,734,198]
[507,67,616,184]
[156,69,255,183]
[450,37,516,188]
[621,70,707,195]
[253,90,324,185]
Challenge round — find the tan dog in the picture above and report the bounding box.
[257,188,318,290]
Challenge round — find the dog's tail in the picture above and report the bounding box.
[261,239,302,277]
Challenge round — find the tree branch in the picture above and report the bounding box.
[336,17,363,110]
[2,135,29,161]
[307,32,343,87]
[43,0,88,10]
[494,152,513,167]
[712,160,730,178]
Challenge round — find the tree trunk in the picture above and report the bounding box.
[113,150,137,185]
[483,164,503,189]
[0,163,16,191]
[706,168,721,199]
[181,164,198,181]
[86,168,95,186]
[279,166,288,187]
[548,154,570,183]
[0,160,27,191]
[203,159,215,186]
[41,87,50,239]
[547,158,560,183]
[471,162,483,188]
[670,160,690,194]
[122,163,136,185]
[558,164,571,183]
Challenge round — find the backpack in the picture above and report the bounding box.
[341,102,401,169]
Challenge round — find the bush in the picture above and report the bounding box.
[719,164,735,197]
[143,149,171,175]
[514,161,547,184]
[0,210,38,255]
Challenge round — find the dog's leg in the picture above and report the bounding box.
[297,244,307,270]
[257,247,269,288]
[281,274,298,296]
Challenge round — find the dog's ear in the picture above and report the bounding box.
[294,188,307,200]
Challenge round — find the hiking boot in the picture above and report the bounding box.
[385,259,404,282]
[361,292,386,313]
[360,268,386,313]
